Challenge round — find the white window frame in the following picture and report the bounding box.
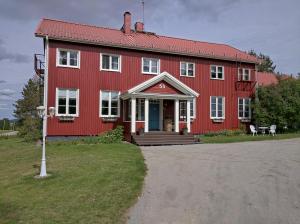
[238,68,251,81]
[179,99,196,119]
[56,48,80,68]
[210,65,224,80]
[210,96,225,119]
[99,90,121,118]
[238,98,251,119]
[180,62,195,77]
[100,53,121,72]
[55,88,80,117]
[142,57,160,75]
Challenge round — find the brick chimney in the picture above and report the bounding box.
[123,12,131,34]
[135,22,144,32]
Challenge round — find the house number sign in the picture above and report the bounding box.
[159,83,166,88]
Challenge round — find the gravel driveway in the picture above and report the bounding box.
[128,138,300,224]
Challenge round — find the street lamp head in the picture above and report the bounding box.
[48,107,55,118]
[36,106,45,118]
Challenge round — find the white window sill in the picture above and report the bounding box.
[142,72,159,75]
[100,68,121,72]
[210,78,224,80]
[57,64,80,69]
[180,75,195,78]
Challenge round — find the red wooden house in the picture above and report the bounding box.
[35,12,258,144]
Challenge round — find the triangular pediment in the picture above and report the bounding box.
[126,72,199,97]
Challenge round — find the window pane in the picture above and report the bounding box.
[190,100,194,117]
[218,110,223,118]
[211,97,216,104]
[102,100,109,108]
[102,55,110,69]
[69,90,77,99]
[101,91,109,100]
[111,108,118,116]
[58,98,66,106]
[151,60,158,73]
[211,110,216,118]
[58,105,66,114]
[69,106,76,115]
[181,62,186,76]
[111,92,118,100]
[111,101,118,108]
[69,51,78,66]
[102,108,109,115]
[188,63,194,76]
[211,66,216,78]
[111,56,119,70]
[218,97,223,106]
[218,67,223,79]
[59,50,67,65]
[58,89,67,98]
[143,58,150,72]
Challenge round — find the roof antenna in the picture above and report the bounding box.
[141,1,145,25]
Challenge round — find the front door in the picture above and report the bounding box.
[149,102,160,131]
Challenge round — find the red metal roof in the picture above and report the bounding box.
[257,72,279,86]
[35,18,258,63]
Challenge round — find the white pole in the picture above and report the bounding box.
[40,36,49,177]
[187,100,191,133]
[145,98,149,132]
[175,99,179,132]
[131,98,136,133]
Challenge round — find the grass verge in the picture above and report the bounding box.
[201,132,300,143]
[0,137,146,224]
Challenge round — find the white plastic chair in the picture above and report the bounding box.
[269,125,276,136]
[250,125,258,136]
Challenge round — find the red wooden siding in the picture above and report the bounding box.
[47,40,255,136]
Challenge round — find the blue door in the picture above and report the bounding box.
[149,103,160,131]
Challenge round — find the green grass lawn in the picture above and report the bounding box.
[0,137,146,224]
[201,132,300,143]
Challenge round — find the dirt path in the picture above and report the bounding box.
[128,138,300,224]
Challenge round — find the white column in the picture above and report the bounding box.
[131,98,136,133]
[174,99,179,132]
[159,99,163,131]
[187,100,191,133]
[145,98,149,133]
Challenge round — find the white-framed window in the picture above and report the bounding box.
[56,88,79,116]
[100,53,121,72]
[99,90,120,117]
[238,98,251,119]
[124,99,145,121]
[180,62,195,77]
[238,68,251,81]
[56,49,80,68]
[210,65,224,80]
[210,96,225,119]
[142,57,160,75]
[179,99,196,120]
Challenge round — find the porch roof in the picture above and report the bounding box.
[120,71,199,100]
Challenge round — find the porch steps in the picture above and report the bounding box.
[132,132,199,146]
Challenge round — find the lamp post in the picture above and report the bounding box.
[36,106,55,178]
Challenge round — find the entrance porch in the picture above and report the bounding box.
[120,72,199,140]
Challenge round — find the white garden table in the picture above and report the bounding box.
[259,126,269,135]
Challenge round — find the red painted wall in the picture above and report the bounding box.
[46,40,255,136]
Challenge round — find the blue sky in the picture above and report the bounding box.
[0,0,299,119]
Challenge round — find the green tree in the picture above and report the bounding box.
[0,118,11,130]
[252,78,300,131]
[248,50,276,72]
[14,78,42,141]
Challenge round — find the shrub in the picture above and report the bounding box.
[98,126,124,144]
[204,129,245,137]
